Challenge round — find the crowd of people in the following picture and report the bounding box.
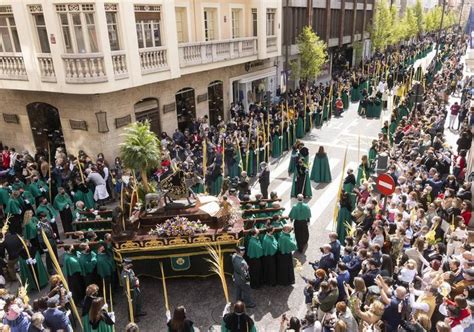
[272,32,472,332]
[0,24,471,331]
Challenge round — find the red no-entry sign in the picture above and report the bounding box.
[376,173,396,196]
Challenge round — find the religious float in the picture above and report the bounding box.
[109,170,244,279]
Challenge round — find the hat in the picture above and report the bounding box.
[236,246,246,252]
[123,258,133,265]
[260,162,267,168]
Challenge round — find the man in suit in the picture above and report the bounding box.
[258,162,270,199]
[43,297,72,332]
[311,244,336,273]
[232,246,256,308]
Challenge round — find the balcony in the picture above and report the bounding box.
[178,37,258,68]
[139,46,168,75]
[62,53,107,84]
[0,53,28,81]
[266,36,278,53]
[111,50,128,80]
[37,54,56,82]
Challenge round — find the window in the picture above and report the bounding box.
[266,8,276,36]
[231,8,242,39]
[204,8,217,41]
[252,9,257,37]
[56,4,99,53]
[0,13,21,53]
[105,4,120,50]
[135,5,162,48]
[175,7,188,43]
[28,6,51,54]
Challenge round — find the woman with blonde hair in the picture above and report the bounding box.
[353,299,385,330]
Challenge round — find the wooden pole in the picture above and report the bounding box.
[47,143,52,202]
[16,235,41,291]
[332,146,348,231]
[102,278,108,306]
[125,275,134,323]
[159,262,169,311]
[120,184,125,231]
[40,230,82,329]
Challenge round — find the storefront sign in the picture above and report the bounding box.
[197,93,208,103]
[163,103,176,114]
[69,119,88,131]
[3,113,19,124]
[245,60,265,72]
[115,115,131,129]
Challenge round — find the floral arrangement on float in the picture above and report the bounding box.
[148,216,209,237]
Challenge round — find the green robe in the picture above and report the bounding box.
[21,191,35,208]
[62,252,84,277]
[289,202,311,221]
[296,117,305,139]
[23,216,38,241]
[19,251,49,292]
[73,189,96,210]
[90,320,113,332]
[26,180,48,198]
[278,232,297,254]
[350,87,360,102]
[271,134,282,158]
[336,207,352,243]
[246,149,256,177]
[11,180,25,191]
[368,147,377,165]
[356,164,371,186]
[291,172,312,198]
[96,252,115,279]
[79,251,97,275]
[0,187,10,207]
[53,193,73,212]
[288,149,298,174]
[342,91,349,109]
[209,175,223,196]
[261,234,278,256]
[247,236,263,259]
[310,154,332,183]
[389,121,397,145]
[36,203,59,220]
[5,197,22,215]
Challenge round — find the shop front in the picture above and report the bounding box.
[231,66,278,111]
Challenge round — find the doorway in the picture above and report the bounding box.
[134,98,161,136]
[27,102,65,153]
[207,80,224,126]
[175,87,196,132]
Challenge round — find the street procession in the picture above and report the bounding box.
[0,0,473,331]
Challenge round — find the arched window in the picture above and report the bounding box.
[208,80,224,126]
[175,87,196,131]
[134,98,161,136]
[26,102,65,152]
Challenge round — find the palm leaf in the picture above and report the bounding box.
[205,244,230,303]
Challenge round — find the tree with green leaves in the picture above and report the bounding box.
[291,26,328,85]
[119,120,161,192]
[413,0,424,35]
[371,0,396,50]
[403,7,419,40]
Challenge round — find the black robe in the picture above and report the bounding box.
[277,252,295,286]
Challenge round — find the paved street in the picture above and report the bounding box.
[110,101,385,331]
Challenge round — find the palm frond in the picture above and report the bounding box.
[205,244,230,303]
[344,221,356,237]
